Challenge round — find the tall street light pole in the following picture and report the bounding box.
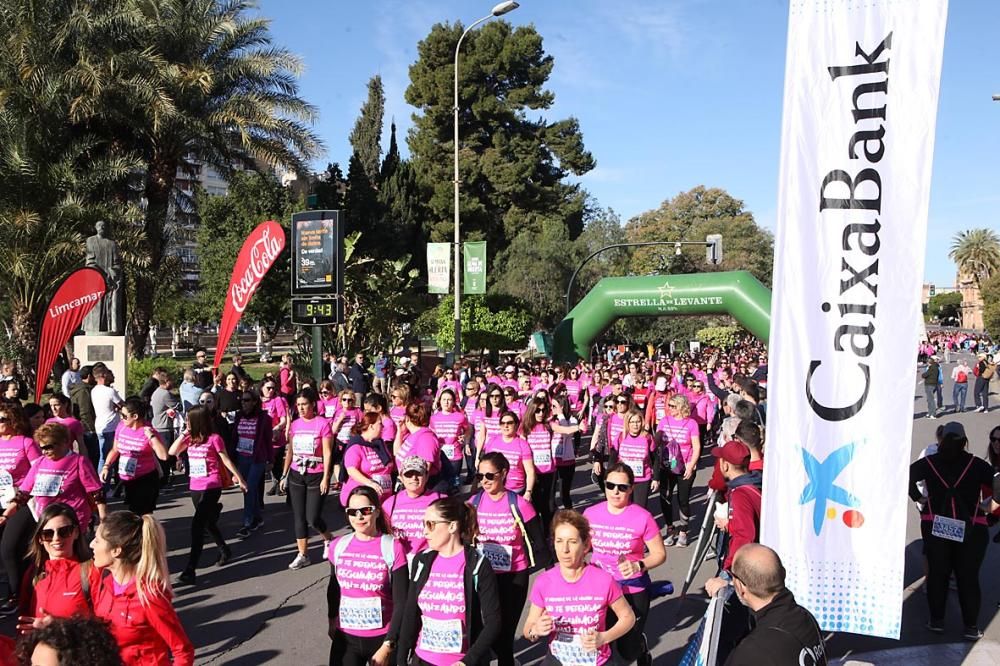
[453,1,519,364]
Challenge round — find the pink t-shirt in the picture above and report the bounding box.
[656,415,700,464]
[395,428,440,476]
[415,550,468,666]
[380,415,397,444]
[528,564,623,666]
[462,401,478,425]
[474,491,536,573]
[328,534,407,637]
[288,416,333,474]
[564,379,582,408]
[334,407,362,442]
[263,397,290,447]
[46,416,83,444]
[0,435,41,492]
[430,411,468,462]
[584,502,660,594]
[235,417,258,458]
[320,397,341,420]
[479,413,502,439]
[20,452,102,528]
[613,433,656,482]
[389,406,406,428]
[186,434,226,491]
[505,401,525,420]
[382,491,443,556]
[525,425,555,474]
[482,435,533,492]
[607,413,626,446]
[114,424,159,481]
[340,441,394,505]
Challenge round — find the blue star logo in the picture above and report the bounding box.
[799,442,860,535]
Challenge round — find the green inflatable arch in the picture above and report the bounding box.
[553,271,772,362]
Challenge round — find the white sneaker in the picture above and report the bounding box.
[288,553,310,570]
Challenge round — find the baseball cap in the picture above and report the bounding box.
[941,421,966,440]
[712,440,751,466]
[401,455,428,475]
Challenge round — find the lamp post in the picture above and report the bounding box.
[453,1,519,363]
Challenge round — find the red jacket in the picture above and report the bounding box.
[19,558,102,619]
[723,474,763,571]
[93,573,194,666]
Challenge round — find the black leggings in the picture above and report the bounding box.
[610,588,651,663]
[288,469,328,540]
[632,480,651,510]
[0,508,35,600]
[532,472,556,533]
[123,471,160,515]
[925,525,989,627]
[329,629,386,666]
[493,569,529,666]
[186,488,226,571]
[659,469,695,532]
[556,464,575,509]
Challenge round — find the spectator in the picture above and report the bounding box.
[178,370,201,415]
[713,544,827,666]
[328,361,349,393]
[150,369,181,455]
[348,352,371,405]
[0,361,27,402]
[190,349,212,390]
[711,441,763,572]
[60,358,82,400]
[921,356,941,419]
[279,354,297,405]
[90,368,124,477]
[69,366,98,471]
[973,353,994,413]
[229,354,251,385]
[952,358,972,413]
[373,351,389,395]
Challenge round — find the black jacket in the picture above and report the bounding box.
[348,362,371,394]
[69,382,96,433]
[725,589,826,666]
[396,546,501,666]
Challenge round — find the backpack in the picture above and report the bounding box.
[470,490,535,568]
[337,436,392,484]
[411,548,487,591]
[956,371,968,383]
[331,533,395,570]
[428,450,460,496]
[983,364,996,380]
[925,455,977,523]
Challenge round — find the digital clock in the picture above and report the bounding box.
[291,298,342,325]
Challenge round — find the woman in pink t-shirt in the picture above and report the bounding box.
[522,510,634,666]
[608,410,660,508]
[330,389,363,485]
[654,394,702,547]
[388,384,410,430]
[382,456,443,560]
[363,393,397,445]
[471,452,550,666]
[45,394,85,454]
[393,402,441,482]
[318,380,340,420]
[396,496,501,666]
[328,486,408,666]
[478,412,535,496]
[279,387,335,570]
[169,406,247,586]
[429,389,469,485]
[102,398,169,516]
[261,380,290,497]
[474,384,507,457]
[583,463,665,664]
[340,413,394,506]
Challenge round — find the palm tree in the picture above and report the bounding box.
[124,0,323,357]
[949,228,1000,289]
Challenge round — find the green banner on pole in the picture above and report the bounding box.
[463,241,486,294]
[427,242,451,294]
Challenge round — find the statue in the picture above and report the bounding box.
[83,220,125,335]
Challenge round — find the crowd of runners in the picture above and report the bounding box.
[0,333,997,664]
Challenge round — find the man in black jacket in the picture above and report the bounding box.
[724,544,826,666]
[348,352,371,404]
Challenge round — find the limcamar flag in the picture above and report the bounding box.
[762,0,948,639]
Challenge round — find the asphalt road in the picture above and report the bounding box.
[9,352,999,665]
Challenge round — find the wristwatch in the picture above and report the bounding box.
[637,560,646,572]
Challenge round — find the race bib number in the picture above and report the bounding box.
[373,474,393,492]
[189,458,208,478]
[118,455,138,478]
[292,433,315,457]
[550,632,598,666]
[441,444,456,460]
[31,472,63,498]
[623,458,644,479]
[931,515,966,542]
[532,447,552,468]
[325,405,336,418]
[418,617,463,654]
[0,470,12,492]
[237,437,255,455]
[480,542,513,573]
[339,595,382,631]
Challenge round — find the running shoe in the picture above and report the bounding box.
[178,570,196,586]
[288,553,310,570]
[925,620,944,634]
[235,527,251,539]
[677,531,689,547]
[250,518,264,532]
[963,626,983,641]
[663,532,678,547]
[216,545,232,566]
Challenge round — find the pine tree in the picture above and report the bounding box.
[313,163,345,210]
[345,153,380,257]
[380,120,401,182]
[349,75,385,186]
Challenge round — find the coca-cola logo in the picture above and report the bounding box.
[230,226,283,313]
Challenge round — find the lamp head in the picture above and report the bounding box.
[491,1,519,16]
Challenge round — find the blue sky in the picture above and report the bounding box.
[256,0,1000,287]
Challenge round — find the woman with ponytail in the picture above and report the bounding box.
[90,511,194,665]
[396,496,501,666]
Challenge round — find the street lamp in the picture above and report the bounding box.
[453,1,520,363]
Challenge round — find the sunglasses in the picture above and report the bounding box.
[500,420,517,426]
[346,506,376,518]
[320,390,331,395]
[343,398,355,403]
[403,470,425,478]
[199,400,213,405]
[424,519,451,531]
[490,394,503,399]
[39,525,75,542]
[604,481,631,493]
[616,399,629,404]
[40,445,57,453]
[475,471,501,481]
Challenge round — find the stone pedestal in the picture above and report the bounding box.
[75,335,128,393]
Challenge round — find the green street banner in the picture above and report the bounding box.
[463,241,486,294]
[427,243,450,294]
